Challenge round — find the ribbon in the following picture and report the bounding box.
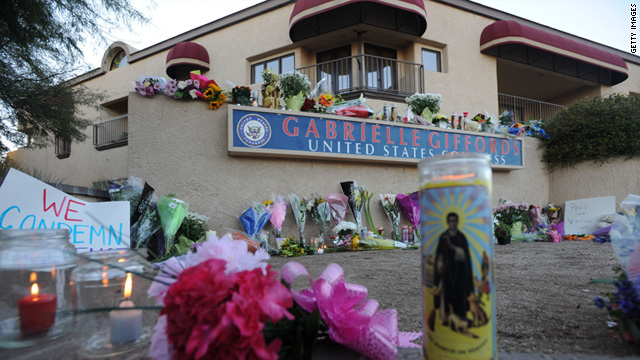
[281,262,422,359]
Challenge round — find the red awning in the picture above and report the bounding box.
[480,20,628,86]
[289,0,427,42]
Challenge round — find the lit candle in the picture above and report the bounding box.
[206,230,217,238]
[109,273,142,344]
[317,248,324,254]
[18,282,57,334]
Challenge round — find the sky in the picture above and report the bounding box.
[82,0,637,69]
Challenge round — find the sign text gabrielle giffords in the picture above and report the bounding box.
[228,106,524,169]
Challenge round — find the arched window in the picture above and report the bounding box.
[110,50,128,70]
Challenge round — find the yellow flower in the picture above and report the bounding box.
[263,200,274,206]
[351,235,359,248]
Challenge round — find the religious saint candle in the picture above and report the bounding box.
[18,283,57,334]
[109,273,142,344]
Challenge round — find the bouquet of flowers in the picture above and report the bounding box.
[134,76,166,97]
[308,196,331,242]
[332,221,359,249]
[148,235,421,360]
[542,202,562,223]
[231,85,252,105]
[164,78,200,100]
[278,236,311,257]
[493,200,532,231]
[170,211,210,256]
[499,110,515,126]
[380,194,401,242]
[200,82,226,110]
[397,193,420,242]
[351,185,365,237]
[362,190,380,236]
[325,193,349,226]
[288,194,308,246]
[239,204,271,240]
[268,194,287,238]
[156,196,189,255]
[261,68,280,109]
[405,93,441,120]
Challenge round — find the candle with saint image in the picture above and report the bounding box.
[18,282,57,334]
[109,273,142,344]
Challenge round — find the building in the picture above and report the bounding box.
[7,0,640,233]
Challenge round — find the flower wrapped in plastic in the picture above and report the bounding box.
[309,196,331,243]
[268,194,287,238]
[380,194,401,242]
[156,196,189,255]
[362,190,380,236]
[134,76,166,97]
[326,193,349,227]
[332,221,358,248]
[350,185,366,237]
[231,85,252,105]
[288,194,308,246]
[309,77,335,114]
[405,93,441,120]
[396,193,420,243]
[261,68,280,109]
[240,204,271,241]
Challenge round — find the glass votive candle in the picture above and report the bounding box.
[71,249,157,357]
[0,229,77,349]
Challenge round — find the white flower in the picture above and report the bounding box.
[306,199,315,212]
[333,221,357,234]
[189,89,198,99]
[186,211,210,223]
[177,81,187,89]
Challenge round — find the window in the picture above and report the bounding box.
[316,45,352,91]
[55,138,71,159]
[422,48,441,72]
[110,50,128,70]
[251,54,295,83]
[365,44,397,90]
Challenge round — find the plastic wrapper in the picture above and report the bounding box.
[239,206,271,240]
[326,193,349,226]
[610,194,640,283]
[130,202,162,250]
[380,193,401,242]
[397,193,420,241]
[309,197,331,241]
[108,176,145,219]
[331,95,373,118]
[269,194,287,238]
[156,196,189,254]
[351,185,365,236]
[288,194,308,244]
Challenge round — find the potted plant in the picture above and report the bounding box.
[279,70,310,111]
[260,68,280,109]
[494,221,512,245]
[405,93,442,120]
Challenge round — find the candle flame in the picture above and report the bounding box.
[102,271,108,287]
[29,272,37,282]
[31,283,39,296]
[117,258,126,263]
[51,265,56,280]
[124,273,133,299]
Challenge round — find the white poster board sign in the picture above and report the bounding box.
[564,195,615,235]
[0,168,130,252]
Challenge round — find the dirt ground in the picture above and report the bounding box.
[268,240,640,357]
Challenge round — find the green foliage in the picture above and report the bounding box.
[541,94,640,169]
[279,71,311,98]
[0,0,147,153]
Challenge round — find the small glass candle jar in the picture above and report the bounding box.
[71,249,157,357]
[0,229,77,349]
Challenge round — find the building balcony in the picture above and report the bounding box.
[297,54,424,101]
[93,115,128,150]
[498,93,566,122]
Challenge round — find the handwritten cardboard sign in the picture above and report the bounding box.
[0,168,130,252]
[564,195,615,235]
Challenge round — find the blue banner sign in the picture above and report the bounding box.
[228,106,524,169]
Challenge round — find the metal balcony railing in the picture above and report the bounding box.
[498,93,566,122]
[297,55,424,100]
[93,115,128,150]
